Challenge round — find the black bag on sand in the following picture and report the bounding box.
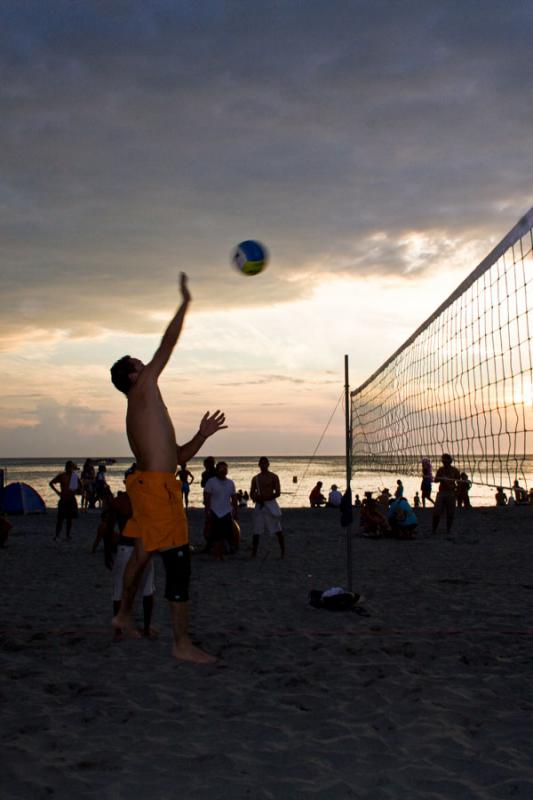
[309,589,360,611]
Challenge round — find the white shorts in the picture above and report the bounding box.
[112,545,155,602]
[253,502,282,536]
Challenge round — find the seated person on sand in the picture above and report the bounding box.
[327,484,342,508]
[495,486,507,506]
[512,480,528,504]
[309,481,327,508]
[378,488,392,512]
[360,492,391,537]
[387,496,418,539]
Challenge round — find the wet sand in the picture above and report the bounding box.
[1,505,532,799]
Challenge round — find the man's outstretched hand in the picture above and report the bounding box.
[199,410,227,439]
[180,272,191,304]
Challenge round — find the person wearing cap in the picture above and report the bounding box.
[327,484,342,508]
[49,460,82,541]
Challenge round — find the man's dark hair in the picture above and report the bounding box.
[110,355,133,394]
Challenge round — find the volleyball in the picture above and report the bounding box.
[232,240,268,276]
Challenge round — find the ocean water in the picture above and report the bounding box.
[1,455,531,510]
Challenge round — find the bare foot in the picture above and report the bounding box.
[142,627,159,640]
[112,612,142,639]
[172,639,217,664]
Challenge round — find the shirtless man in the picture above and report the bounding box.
[110,273,226,663]
[49,460,82,540]
[250,457,285,558]
[432,453,461,537]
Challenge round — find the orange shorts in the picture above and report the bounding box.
[124,471,188,552]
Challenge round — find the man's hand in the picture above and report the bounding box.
[180,272,191,304]
[199,410,227,439]
[176,411,227,464]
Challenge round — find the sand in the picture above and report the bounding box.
[1,504,532,799]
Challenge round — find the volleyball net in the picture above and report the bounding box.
[351,208,533,490]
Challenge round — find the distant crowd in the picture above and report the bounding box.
[45,452,532,551]
[308,453,532,541]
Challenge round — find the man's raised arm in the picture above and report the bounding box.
[146,272,192,378]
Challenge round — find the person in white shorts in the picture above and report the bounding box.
[203,461,239,560]
[99,472,157,637]
[112,533,156,637]
[250,457,285,558]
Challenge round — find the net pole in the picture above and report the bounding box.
[344,354,353,592]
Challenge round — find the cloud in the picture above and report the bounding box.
[1,1,532,344]
[0,397,127,457]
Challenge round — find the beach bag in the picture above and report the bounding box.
[309,587,360,611]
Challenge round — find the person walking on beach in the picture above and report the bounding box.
[420,458,435,507]
[432,453,461,537]
[203,461,239,560]
[49,461,82,541]
[250,457,285,558]
[110,272,226,664]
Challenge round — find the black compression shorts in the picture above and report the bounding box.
[159,545,190,603]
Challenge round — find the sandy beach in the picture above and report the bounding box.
[1,504,532,799]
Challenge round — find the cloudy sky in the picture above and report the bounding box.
[1,0,532,457]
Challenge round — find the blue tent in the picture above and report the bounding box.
[3,482,46,515]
